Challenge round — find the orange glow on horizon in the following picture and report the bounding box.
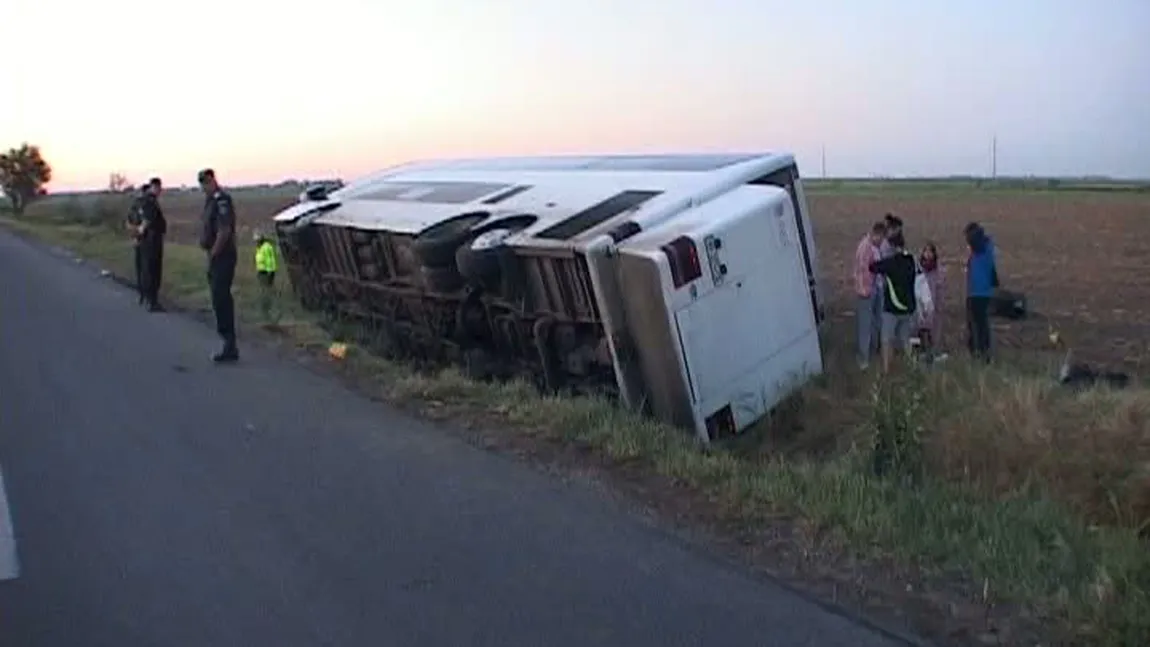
[6,0,1149,191]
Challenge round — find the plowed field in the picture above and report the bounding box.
[156,185,1150,373]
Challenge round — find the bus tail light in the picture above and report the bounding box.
[661,236,701,289]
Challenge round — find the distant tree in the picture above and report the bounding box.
[0,143,53,215]
[108,172,132,193]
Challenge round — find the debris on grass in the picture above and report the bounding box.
[328,342,349,361]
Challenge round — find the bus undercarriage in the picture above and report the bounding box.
[275,214,619,396]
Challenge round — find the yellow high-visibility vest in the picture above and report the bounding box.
[255,241,278,273]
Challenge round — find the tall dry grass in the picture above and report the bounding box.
[794,315,1150,533]
[924,360,1150,530]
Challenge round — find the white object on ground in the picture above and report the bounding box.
[0,466,19,581]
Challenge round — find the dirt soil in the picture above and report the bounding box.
[808,191,1150,375]
[167,187,1149,374]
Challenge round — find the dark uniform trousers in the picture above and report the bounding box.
[208,249,238,348]
[966,296,992,361]
[133,243,145,302]
[139,234,164,306]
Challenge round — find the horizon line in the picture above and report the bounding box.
[40,173,1150,195]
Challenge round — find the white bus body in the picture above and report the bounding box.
[272,153,825,443]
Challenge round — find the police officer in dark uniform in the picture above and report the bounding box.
[197,168,240,362]
[137,177,167,312]
[127,184,149,304]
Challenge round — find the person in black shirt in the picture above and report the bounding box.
[126,184,149,305]
[869,232,918,372]
[197,168,240,363]
[137,177,167,312]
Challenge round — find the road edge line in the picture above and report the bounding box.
[0,466,20,581]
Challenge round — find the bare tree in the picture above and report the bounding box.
[108,172,132,193]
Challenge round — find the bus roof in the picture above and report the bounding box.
[279,152,798,249]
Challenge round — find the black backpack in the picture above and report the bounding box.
[991,288,1027,320]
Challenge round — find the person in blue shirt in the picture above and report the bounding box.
[963,222,998,361]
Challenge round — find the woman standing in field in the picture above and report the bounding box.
[916,242,944,354]
[853,221,887,369]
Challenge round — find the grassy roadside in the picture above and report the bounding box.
[4,210,1149,646]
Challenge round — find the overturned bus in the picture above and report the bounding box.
[271,153,826,444]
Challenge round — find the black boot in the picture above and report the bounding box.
[212,341,239,363]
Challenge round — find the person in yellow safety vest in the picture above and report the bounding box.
[253,230,279,324]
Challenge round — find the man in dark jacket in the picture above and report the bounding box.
[198,168,239,362]
[964,222,998,361]
[137,177,167,312]
[869,232,918,372]
[127,184,149,305]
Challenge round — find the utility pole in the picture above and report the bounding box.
[820,144,827,179]
[991,134,998,179]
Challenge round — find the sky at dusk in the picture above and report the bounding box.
[5,0,1149,190]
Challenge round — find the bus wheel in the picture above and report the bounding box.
[411,212,490,268]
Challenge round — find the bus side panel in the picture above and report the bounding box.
[749,164,824,324]
[614,253,696,430]
[791,175,828,321]
[791,176,825,320]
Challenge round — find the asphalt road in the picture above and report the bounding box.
[0,229,912,647]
